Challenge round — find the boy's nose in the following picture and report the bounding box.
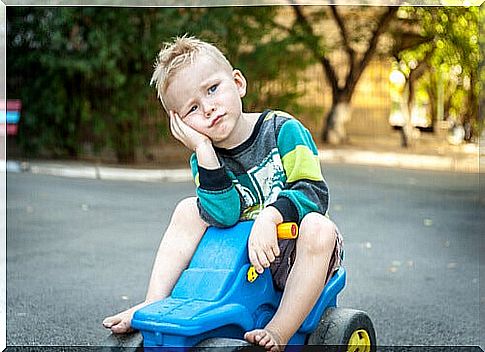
[204,105,216,118]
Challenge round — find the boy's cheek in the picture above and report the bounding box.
[183,117,197,129]
[186,120,208,136]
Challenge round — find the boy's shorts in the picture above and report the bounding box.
[270,226,344,291]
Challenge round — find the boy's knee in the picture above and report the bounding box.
[298,213,337,254]
[172,197,199,221]
[170,197,209,234]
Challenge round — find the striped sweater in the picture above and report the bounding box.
[190,109,329,228]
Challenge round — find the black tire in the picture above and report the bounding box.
[193,337,264,352]
[306,307,376,352]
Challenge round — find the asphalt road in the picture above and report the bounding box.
[5,165,484,348]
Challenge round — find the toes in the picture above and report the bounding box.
[244,330,264,344]
[102,316,121,328]
[262,328,284,351]
[254,331,265,343]
[110,319,133,334]
[245,329,282,350]
[258,333,272,347]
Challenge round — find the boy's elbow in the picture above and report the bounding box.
[225,212,240,227]
[197,188,241,227]
[213,207,240,228]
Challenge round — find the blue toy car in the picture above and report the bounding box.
[130,221,376,351]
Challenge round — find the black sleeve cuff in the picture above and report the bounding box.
[270,196,299,223]
[198,165,232,191]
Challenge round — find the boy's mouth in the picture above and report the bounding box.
[209,114,225,127]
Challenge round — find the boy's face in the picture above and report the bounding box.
[163,55,247,146]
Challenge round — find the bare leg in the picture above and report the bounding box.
[245,213,337,351]
[103,197,208,334]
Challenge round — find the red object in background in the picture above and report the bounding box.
[7,125,18,135]
[0,124,18,135]
[0,99,22,111]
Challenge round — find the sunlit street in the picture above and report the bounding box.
[6,166,482,346]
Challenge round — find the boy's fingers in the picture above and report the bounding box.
[169,111,176,125]
[169,112,178,134]
[248,248,263,273]
[272,242,280,257]
[171,113,180,130]
[170,113,186,143]
[265,247,275,263]
[256,249,270,270]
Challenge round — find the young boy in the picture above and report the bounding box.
[103,36,343,352]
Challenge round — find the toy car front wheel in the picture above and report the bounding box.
[306,307,376,352]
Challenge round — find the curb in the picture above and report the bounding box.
[3,160,193,183]
[28,163,193,182]
[2,149,481,183]
[319,149,480,174]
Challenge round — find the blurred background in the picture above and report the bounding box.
[4,5,483,165]
[3,5,484,348]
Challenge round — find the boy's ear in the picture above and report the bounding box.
[233,69,247,98]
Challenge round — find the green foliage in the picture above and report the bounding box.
[7,7,311,162]
[394,6,480,135]
[8,8,177,160]
[479,5,485,133]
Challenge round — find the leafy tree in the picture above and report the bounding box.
[268,5,398,144]
[7,7,309,162]
[390,6,480,144]
[7,7,181,161]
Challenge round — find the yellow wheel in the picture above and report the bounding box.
[347,329,371,352]
[307,307,376,352]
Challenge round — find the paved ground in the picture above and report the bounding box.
[5,165,483,349]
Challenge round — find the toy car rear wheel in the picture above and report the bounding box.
[193,337,262,352]
[306,307,376,352]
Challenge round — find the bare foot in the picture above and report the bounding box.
[244,328,284,351]
[102,302,148,334]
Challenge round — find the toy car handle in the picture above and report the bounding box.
[275,222,299,239]
[247,222,298,282]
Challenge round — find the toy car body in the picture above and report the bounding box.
[131,221,375,351]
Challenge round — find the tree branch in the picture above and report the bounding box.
[330,6,356,70]
[347,6,398,95]
[291,5,340,98]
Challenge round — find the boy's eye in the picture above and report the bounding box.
[188,105,198,114]
[208,84,218,94]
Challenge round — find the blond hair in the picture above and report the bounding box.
[151,35,233,111]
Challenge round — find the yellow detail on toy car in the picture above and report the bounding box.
[247,265,259,282]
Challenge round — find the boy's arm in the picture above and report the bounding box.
[270,118,329,223]
[190,154,241,228]
[171,110,241,227]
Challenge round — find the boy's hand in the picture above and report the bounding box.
[169,110,210,152]
[170,110,220,169]
[248,207,283,274]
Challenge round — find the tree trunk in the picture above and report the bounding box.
[291,6,398,146]
[399,57,430,148]
[322,98,352,145]
[464,73,477,140]
[399,89,412,148]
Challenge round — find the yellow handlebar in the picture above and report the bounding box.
[276,222,298,239]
